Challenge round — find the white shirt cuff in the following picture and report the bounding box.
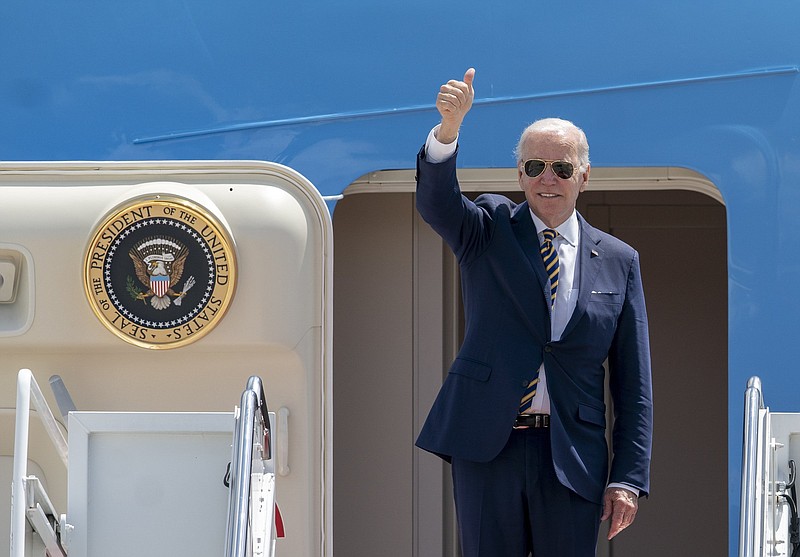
[607,482,640,497]
[424,125,457,164]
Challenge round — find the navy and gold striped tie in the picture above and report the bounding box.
[520,228,559,412]
[541,228,559,307]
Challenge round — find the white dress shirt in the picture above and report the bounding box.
[526,211,580,415]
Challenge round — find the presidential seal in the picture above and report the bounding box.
[84,195,237,349]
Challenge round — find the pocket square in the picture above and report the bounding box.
[591,290,618,295]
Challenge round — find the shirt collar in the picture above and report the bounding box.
[529,209,579,247]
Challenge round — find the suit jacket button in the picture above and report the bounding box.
[544,345,553,353]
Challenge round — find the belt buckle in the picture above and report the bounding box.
[513,413,549,429]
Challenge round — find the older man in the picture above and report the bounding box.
[415,68,653,556]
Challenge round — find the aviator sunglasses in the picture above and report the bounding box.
[522,159,575,180]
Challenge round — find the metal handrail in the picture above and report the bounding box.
[224,376,272,557]
[11,369,68,557]
[740,376,765,557]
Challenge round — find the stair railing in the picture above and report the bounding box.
[224,375,274,557]
[740,375,766,557]
[11,369,68,557]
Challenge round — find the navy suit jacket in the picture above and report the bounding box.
[414,147,653,504]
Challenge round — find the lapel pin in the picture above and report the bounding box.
[591,249,599,258]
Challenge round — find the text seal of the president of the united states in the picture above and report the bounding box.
[84,195,237,349]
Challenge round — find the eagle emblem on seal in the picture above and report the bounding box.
[128,236,196,310]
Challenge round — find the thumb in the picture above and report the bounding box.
[600,497,611,521]
[463,67,476,90]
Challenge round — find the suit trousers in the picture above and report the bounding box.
[451,428,602,557]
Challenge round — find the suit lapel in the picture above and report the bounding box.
[511,201,549,294]
[510,201,551,341]
[561,215,603,338]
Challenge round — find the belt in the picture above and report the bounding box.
[514,413,550,429]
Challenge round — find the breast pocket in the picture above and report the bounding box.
[584,291,624,341]
[589,290,622,305]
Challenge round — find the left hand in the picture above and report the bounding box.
[601,487,638,540]
[435,68,475,144]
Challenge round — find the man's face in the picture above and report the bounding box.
[518,129,590,229]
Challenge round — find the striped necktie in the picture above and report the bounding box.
[520,228,559,413]
[541,228,559,307]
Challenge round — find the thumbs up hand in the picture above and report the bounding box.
[435,68,475,144]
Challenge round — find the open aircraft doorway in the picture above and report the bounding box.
[333,167,728,557]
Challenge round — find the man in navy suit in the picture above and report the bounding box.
[415,68,653,556]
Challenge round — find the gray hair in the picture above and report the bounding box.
[514,118,590,172]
